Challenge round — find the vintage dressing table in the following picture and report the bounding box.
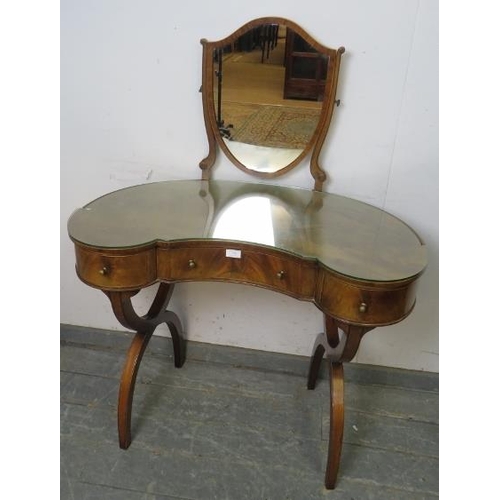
[67,18,426,490]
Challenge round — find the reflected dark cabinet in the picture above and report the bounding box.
[283,28,328,101]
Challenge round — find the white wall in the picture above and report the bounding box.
[61,0,438,372]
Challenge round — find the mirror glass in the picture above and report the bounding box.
[200,18,344,187]
[213,25,327,173]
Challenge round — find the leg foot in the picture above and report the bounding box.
[325,362,344,489]
[118,330,153,449]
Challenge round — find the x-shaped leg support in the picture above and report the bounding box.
[308,315,372,489]
[104,283,186,449]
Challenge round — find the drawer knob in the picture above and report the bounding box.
[276,270,285,280]
[188,259,197,269]
[99,266,109,276]
[359,302,368,313]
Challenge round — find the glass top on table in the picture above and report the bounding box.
[68,180,426,282]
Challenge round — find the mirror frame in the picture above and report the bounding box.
[199,17,344,191]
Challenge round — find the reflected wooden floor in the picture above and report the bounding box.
[220,37,322,109]
[61,324,438,499]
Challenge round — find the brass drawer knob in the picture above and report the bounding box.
[276,270,285,280]
[188,259,197,269]
[359,302,368,313]
[99,266,109,276]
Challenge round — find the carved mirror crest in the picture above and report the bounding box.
[199,17,344,191]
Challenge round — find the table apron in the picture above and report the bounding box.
[73,243,419,326]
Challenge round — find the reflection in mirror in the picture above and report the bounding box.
[200,18,344,190]
[213,25,326,173]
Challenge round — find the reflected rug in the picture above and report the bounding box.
[222,103,321,149]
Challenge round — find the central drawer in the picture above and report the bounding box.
[157,244,316,299]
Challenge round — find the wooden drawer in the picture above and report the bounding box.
[318,270,418,326]
[158,244,316,299]
[75,245,156,290]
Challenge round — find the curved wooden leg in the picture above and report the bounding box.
[118,329,153,449]
[307,334,326,390]
[139,283,186,368]
[325,362,344,489]
[307,314,372,489]
[164,310,185,368]
[104,283,185,449]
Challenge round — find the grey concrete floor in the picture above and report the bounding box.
[60,325,438,499]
